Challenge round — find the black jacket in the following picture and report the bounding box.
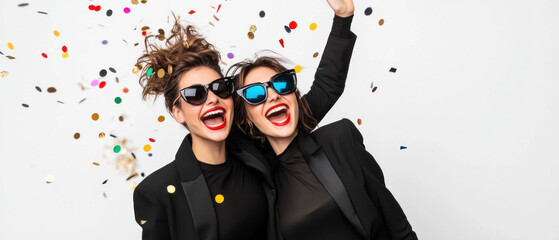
[133,16,357,240]
[277,119,418,240]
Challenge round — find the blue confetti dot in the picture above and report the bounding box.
[102,40,108,45]
[400,146,407,150]
[148,153,153,157]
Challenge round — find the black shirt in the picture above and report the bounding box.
[275,137,364,240]
[199,154,268,240]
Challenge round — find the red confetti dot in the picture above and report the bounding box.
[95,5,101,11]
[99,81,106,88]
[141,31,147,36]
[41,53,48,58]
[217,4,221,13]
[62,46,68,52]
[279,39,284,48]
[149,138,155,142]
[188,10,196,14]
[123,87,129,93]
[88,5,95,10]
[289,21,297,29]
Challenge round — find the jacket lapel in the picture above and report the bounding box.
[298,132,368,239]
[175,134,218,240]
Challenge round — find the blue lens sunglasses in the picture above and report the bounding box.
[236,69,297,105]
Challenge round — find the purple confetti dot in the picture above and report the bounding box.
[123,7,130,14]
[102,40,108,45]
[227,53,234,59]
[148,153,153,157]
[91,79,99,87]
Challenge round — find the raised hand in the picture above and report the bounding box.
[326,0,355,17]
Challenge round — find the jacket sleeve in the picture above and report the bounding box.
[133,185,171,240]
[303,15,357,126]
[343,119,418,240]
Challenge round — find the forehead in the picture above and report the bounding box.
[244,67,278,86]
[178,66,221,89]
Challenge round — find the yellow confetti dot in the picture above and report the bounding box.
[53,30,60,37]
[167,185,176,194]
[62,52,69,59]
[7,42,14,50]
[309,23,317,31]
[99,132,105,139]
[294,65,302,73]
[249,25,257,33]
[167,65,173,74]
[157,68,165,78]
[140,220,147,225]
[45,175,55,183]
[215,194,224,204]
[92,113,100,121]
[131,182,137,190]
[143,144,151,152]
[158,115,165,122]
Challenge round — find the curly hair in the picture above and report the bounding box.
[227,56,317,144]
[137,15,223,128]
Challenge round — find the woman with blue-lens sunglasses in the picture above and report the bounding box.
[133,0,360,239]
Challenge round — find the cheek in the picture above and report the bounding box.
[244,103,260,123]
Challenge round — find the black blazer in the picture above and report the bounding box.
[133,22,357,240]
[279,118,418,240]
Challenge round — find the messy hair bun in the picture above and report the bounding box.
[137,15,223,116]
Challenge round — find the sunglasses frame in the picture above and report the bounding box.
[236,69,297,106]
[173,76,235,106]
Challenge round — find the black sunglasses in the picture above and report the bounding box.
[173,76,235,106]
[236,69,297,105]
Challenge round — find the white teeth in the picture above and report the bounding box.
[266,106,287,117]
[202,109,224,118]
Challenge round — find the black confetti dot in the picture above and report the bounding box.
[141,172,145,177]
[110,134,117,138]
[364,7,373,16]
[106,9,113,16]
[102,179,108,184]
[259,10,265,18]
[18,3,29,7]
[22,103,29,108]
[35,86,42,92]
[284,25,291,33]
[100,69,107,77]
[131,152,136,159]
[389,67,397,73]
[109,67,116,73]
[37,11,48,14]
[78,98,87,104]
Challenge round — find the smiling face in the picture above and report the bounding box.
[172,66,234,143]
[242,66,299,142]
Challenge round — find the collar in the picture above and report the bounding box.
[295,129,321,157]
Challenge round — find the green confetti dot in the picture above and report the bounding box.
[113,145,121,153]
[146,67,153,77]
[317,67,324,71]
[115,97,122,104]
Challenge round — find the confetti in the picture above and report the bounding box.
[18,3,29,7]
[294,65,302,73]
[123,87,129,93]
[167,65,173,74]
[106,9,113,17]
[247,32,255,40]
[79,98,87,103]
[379,19,385,26]
[53,30,60,37]
[114,145,122,153]
[62,45,68,52]
[110,134,117,138]
[99,132,105,138]
[102,179,108,184]
[109,67,116,73]
[357,118,362,125]
[284,26,291,33]
[114,97,122,104]
[312,52,319,58]
[149,138,155,142]
[123,7,131,14]
[157,68,165,78]
[400,146,407,150]
[6,56,15,60]
[92,113,100,121]
[141,172,145,177]
[37,11,48,14]
[215,194,224,204]
[146,67,153,77]
[7,42,14,50]
[279,39,284,48]
[372,86,378,92]
[143,144,151,152]
[61,52,69,58]
[157,115,165,122]
[91,79,99,87]
[74,133,80,139]
[99,81,106,88]
[259,10,265,18]
[213,15,220,21]
[126,172,138,181]
[47,87,56,93]
[131,0,139,4]
[217,4,221,13]
[309,23,317,31]
[148,153,153,157]
[57,100,65,104]
[188,10,196,14]
[100,69,107,77]
[365,7,373,16]
[389,67,397,73]
[0,71,8,78]
[45,175,55,183]
[167,185,176,194]
[289,21,297,29]
[131,153,137,159]
[103,192,107,198]
[22,103,29,108]
[249,25,257,32]
[41,53,48,58]
[102,40,108,45]
[92,162,100,166]
[140,220,147,225]
[119,116,124,122]
[227,53,234,59]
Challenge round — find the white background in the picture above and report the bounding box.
[1,0,558,239]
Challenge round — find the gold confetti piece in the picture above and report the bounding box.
[140,220,147,225]
[141,26,150,31]
[167,65,173,74]
[379,19,385,26]
[167,185,176,194]
[215,194,224,204]
[372,86,378,92]
[249,25,257,32]
[6,56,15,60]
[115,77,120,83]
[92,113,100,121]
[213,15,220,21]
[143,144,152,152]
[247,32,254,40]
[47,87,57,93]
[0,71,8,78]
[131,182,137,190]
[127,172,138,181]
[45,175,55,183]
[77,82,86,90]
[53,30,60,37]
[357,118,362,125]
[61,52,69,59]
[7,42,14,50]
[294,65,302,73]
[131,0,139,4]
[209,22,215,27]
[309,23,317,31]
[119,116,124,122]
[157,35,165,41]
[312,52,319,58]
[74,133,80,139]
[141,0,147,4]
[158,115,165,122]
[92,162,100,166]
[99,132,106,138]
[157,68,165,78]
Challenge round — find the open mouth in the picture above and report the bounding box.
[265,103,290,126]
[201,106,226,130]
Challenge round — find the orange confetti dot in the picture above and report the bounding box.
[7,42,14,50]
[143,144,152,152]
[92,162,100,166]
[309,23,317,31]
[294,65,302,73]
[53,30,60,37]
[92,113,100,121]
[379,19,385,26]
[157,115,165,122]
[123,87,129,93]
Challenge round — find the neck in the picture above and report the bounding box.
[191,135,227,165]
[267,130,298,155]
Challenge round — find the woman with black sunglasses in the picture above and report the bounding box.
[132,0,359,239]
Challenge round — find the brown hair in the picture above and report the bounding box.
[137,15,222,128]
[227,56,317,144]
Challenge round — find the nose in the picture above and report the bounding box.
[205,89,220,106]
[266,85,280,103]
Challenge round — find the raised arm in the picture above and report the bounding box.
[303,0,357,126]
